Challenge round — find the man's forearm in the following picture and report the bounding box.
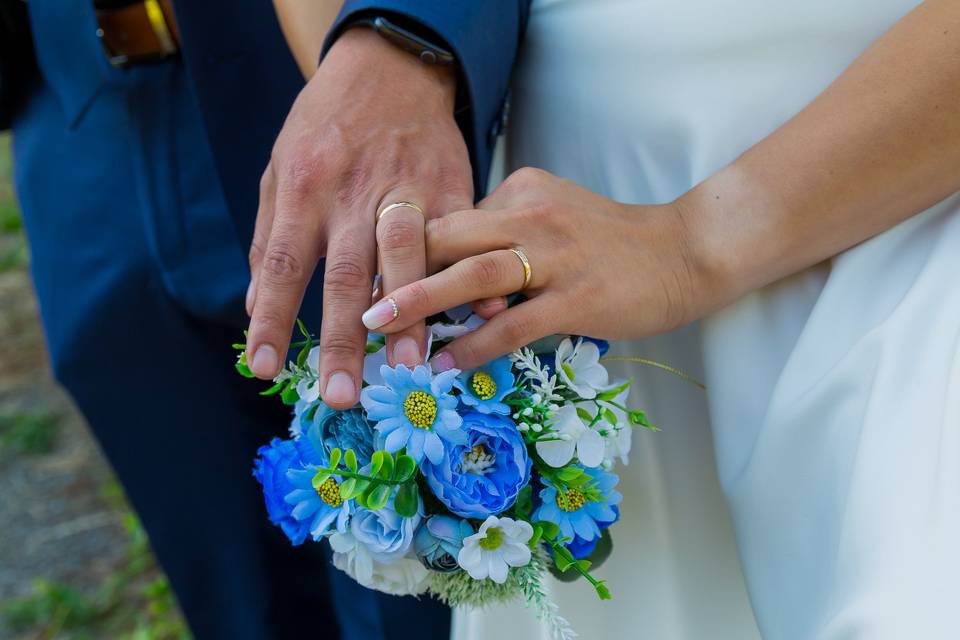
[681,0,960,311]
[273,0,343,79]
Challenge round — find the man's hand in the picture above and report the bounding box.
[245,27,473,409]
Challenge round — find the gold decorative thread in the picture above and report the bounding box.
[600,357,706,390]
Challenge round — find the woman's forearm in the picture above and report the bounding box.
[272,0,343,79]
[681,0,960,310]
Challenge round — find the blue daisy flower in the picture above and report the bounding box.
[360,364,466,464]
[453,357,515,415]
[532,466,622,543]
[281,422,354,540]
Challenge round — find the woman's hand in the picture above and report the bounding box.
[360,167,717,371]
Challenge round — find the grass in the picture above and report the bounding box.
[0,133,28,271]
[0,132,191,639]
[0,409,62,456]
[1,512,192,640]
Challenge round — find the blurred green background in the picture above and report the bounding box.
[0,133,190,639]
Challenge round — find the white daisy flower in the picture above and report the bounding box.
[535,404,605,468]
[457,516,533,584]
[296,345,322,403]
[555,338,609,399]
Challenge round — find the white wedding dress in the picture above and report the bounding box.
[454,1,960,638]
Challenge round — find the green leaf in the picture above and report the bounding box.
[235,357,255,379]
[339,478,357,499]
[556,466,584,482]
[595,581,612,600]
[577,559,593,572]
[280,382,300,405]
[513,485,533,520]
[349,478,371,501]
[528,523,544,549]
[536,520,561,542]
[394,482,419,518]
[296,343,309,368]
[603,408,619,425]
[312,469,331,489]
[596,379,631,401]
[370,450,385,477]
[366,483,392,510]
[296,318,311,340]
[576,407,593,422]
[378,451,395,480]
[394,455,417,482]
[259,380,286,396]
[553,549,575,572]
[345,449,358,473]
[328,448,342,470]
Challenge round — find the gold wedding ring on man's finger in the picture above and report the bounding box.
[509,247,533,290]
[377,201,425,223]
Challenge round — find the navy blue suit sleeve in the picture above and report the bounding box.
[323,1,532,196]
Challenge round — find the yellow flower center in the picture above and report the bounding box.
[469,371,498,401]
[316,477,344,507]
[556,488,587,512]
[478,526,504,551]
[403,391,437,429]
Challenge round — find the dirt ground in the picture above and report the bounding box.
[0,134,189,639]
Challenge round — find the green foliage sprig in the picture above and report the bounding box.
[312,448,421,517]
[528,520,611,601]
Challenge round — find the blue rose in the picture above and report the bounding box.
[253,437,315,545]
[414,515,473,572]
[350,492,422,563]
[300,403,377,465]
[421,412,531,519]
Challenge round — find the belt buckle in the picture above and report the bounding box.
[96,0,178,69]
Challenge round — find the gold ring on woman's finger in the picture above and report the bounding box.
[509,247,533,290]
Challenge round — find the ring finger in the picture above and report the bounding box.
[373,196,429,367]
[362,247,544,336]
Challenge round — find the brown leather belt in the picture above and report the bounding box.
[96,0,180,67]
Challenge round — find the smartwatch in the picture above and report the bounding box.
[345,15,456,67]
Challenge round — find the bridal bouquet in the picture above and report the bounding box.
[237,309,656,639]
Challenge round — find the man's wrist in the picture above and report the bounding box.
[331,26,457,114]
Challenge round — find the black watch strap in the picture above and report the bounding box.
[346,15,456,67]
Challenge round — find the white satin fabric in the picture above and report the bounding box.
[454,1,960,638]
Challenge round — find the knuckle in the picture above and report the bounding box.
[506,166,548,191]
[321,329,362,359]
[282,154,327,200]
[323,253,369,291]
[335,162,373,208]
[252,308,288,336]
[499,313,535,346]
[467,255,504,288]
[404,281,432,310]
[263,245,305,281]
[377,216,422,253]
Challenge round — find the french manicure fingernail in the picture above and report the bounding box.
[393,336,420,367]
[430,351,456,373]
[250,344,278,378]
[362,297,398,330]
[324,371,356,406]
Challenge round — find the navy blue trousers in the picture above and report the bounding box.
[12,3,450,638]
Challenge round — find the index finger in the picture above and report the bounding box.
[245,191,325,380]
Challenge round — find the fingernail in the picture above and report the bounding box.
[362,297,398,330]
[430,351,456,373]
[325,371,356,406]
[245,281,255,315]
[250,344,278,378]
[393,336,420,367]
